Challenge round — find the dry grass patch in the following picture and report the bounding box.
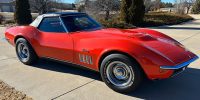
[0,80,32,100]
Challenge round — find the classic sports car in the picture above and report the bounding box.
[5,12,198,93]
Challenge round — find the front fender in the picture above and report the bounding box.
[96,39,177,79]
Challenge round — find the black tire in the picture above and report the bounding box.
[100,54,143,93]
[15,38,38,65]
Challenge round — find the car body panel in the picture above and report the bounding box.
[34,31,74,62]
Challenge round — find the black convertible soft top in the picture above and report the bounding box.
[30,12,86,27]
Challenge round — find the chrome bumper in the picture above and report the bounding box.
[160,56,199,70]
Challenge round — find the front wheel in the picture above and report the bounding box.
[16,38,38,65]
[100,54,143,93]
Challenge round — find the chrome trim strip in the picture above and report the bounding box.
[160,56,199,70]
[59,16,69,33]
[89,56,93,65]
[170,67,186,77]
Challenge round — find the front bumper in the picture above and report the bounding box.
[160,56,199,77]
[160,56,199,70]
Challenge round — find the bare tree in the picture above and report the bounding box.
[184,0,195,14]
[175,0,185,14]
[30,0,61,14]
[175,0,196,14]
[75,0,120,20]
[144,0,152,12]
[153,0,162,11]
[94,0,120,20]
[144,0,161,12]
[75,0,89,12]
[30,0,50,14]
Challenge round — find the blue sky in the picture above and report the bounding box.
[63,0,75,3]
[162,0,174,3]
[64,0,174,3]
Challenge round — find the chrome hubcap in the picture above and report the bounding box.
[106,61,134,87]
[113,66,128,80]
[17,43,29,62]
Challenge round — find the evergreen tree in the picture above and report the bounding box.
[121,0,145,25]
[120,0,131,23]
[14,0,32,25]
[129,0,145,25]
[192,0,200,14]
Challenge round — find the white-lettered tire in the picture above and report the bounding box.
[100,54,143,93]
[16,38,38,65]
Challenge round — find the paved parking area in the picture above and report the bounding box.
[0,15,200,100]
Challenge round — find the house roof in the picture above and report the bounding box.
[0,0,15,3]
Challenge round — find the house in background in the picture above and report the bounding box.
[160,8,176,12]
[0,0,15,12]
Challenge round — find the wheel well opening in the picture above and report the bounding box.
[14,36,26,43]
[98,51,147,78]
[14,36,38,58]
[98,51,139,69]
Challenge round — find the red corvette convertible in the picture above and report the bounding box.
[5,12,198,93]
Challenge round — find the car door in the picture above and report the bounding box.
[37,17,74,62]
[60,15,102,70]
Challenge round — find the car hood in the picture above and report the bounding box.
[74,28,195,64]
[100,28,193,64]
[142,38,193,64]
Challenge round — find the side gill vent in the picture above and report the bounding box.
[79,54,93,65]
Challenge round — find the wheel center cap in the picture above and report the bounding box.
[114,67,127,80]
[116,69,123,76]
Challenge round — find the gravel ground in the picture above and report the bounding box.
[0,80,32,100]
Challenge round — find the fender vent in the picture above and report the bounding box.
[79,54,93,65]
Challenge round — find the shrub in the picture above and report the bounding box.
[14,0,32,25]
[98,12,193,28]
[141,12,194,27]
[192,0,200,14]
[99,18,136,29]
[4,20,15,24]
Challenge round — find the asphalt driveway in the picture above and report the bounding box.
[0,14,200,100]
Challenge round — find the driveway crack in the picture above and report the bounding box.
[51,80,96,100]
[0,57,17,61]
[179,32,200,42]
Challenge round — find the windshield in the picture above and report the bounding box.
[61,14,102,32]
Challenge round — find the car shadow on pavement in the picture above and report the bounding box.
[32,59,200,100]
[32,59,101,80]
[127,68,200,100]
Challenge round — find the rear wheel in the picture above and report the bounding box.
[100,54,143,93]
[16,38,38,65]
